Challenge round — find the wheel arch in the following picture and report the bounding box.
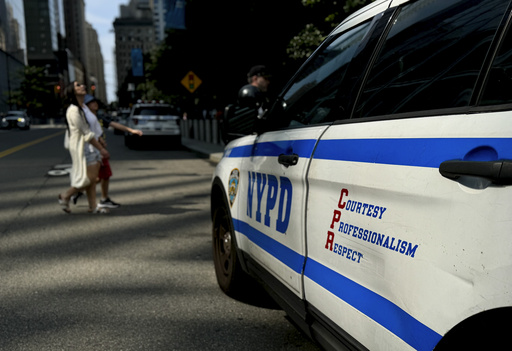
[211,176,228,220]
[434,307,512,350]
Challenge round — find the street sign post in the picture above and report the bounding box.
[181,71,202,93]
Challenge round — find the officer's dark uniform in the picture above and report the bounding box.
[237,65,271,110]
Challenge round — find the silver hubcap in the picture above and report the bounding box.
[223,231,231,255]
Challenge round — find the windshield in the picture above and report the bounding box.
[6,111,25,117]
[133,106,178,116]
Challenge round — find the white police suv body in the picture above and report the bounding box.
[211,0,512,350]
[124,100,181,148]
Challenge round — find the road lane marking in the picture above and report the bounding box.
[0,130,65,159]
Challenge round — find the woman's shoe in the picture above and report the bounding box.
[88,206,109,214]
[58,195,71,213]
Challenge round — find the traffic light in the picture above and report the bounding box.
[54,85,61,95]
[91,85,96,96]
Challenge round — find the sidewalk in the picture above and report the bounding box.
[182,138,225,164]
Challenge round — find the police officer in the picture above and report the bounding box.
[238,65,271,114]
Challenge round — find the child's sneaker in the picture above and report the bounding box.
[99,197,121,208]
[71,191,83,205]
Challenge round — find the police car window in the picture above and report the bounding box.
[135,106,177,115]
[279,21,371,127]
[354,0,509,118]
[480,20,512,106]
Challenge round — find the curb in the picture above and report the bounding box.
[182,139,224,164]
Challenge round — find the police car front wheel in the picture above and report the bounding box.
[212,205,253,298]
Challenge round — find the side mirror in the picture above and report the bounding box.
[221,104,259,144]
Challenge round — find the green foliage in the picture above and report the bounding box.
[287,24,325,60]
[9,66,57,117]
[138,1,307,111]
[301,0,323,6]
[343,0,372,14]
[287,0,375,61]
[126,0,376,110]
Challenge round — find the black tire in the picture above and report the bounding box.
[212,204,252,298]
[434,309,511,351]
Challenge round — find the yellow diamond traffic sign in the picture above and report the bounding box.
[181,71,202,93]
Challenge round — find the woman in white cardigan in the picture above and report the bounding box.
[58,81,110,213]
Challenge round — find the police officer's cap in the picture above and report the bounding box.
[248,65,271,78]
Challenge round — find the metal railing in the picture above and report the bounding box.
[180,118,225,146]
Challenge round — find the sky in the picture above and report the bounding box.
[84,0,129,103]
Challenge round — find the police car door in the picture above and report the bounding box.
[234,16,377,299]
[304,0,512,350]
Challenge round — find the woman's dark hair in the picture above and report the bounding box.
[63,81,88,126]
[65,81,80,108]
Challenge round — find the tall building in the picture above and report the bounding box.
[24,0,68,86]
[62,1,107,102]
[62,0,86,83]
[114,0,155,101]
[85,22,107,103]
[24,0,64,61]
[150,0,186,43]
[0,0,27,112]
[149,0,167,43]
[0,0,27,63]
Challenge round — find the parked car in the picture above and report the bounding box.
[211,0,512,350]
[124,101,181,148]
[113,108,131,135]
[1,111,30,130]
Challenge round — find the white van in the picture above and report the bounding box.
[211,0,512,350]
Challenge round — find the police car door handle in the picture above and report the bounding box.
[439,160,512,185]
[278,154,299,167]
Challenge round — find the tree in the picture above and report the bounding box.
[9,66,59,118]
[142,0,309,114]
[142,0,375,114]
[287,23,324,60]
[287,0,376,61]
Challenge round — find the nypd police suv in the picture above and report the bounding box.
[211,0,512,350]
[124,100,181,148]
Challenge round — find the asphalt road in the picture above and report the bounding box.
[0,127,321,351]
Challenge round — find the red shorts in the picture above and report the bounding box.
[99,158,113,180]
